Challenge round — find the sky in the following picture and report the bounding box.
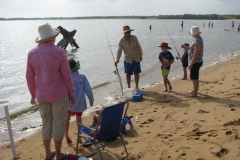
[0,0,240,18]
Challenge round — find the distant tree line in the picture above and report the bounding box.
[156,14,240,19]
[0,14,239,20]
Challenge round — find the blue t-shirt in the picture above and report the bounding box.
[158,51,174,70]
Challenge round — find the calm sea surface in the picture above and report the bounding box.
[0,19,239,143]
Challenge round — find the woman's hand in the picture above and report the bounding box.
[188,63,193,70]
[69,96,74,106]
[30,97,37,105]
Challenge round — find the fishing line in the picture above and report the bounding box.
[164,24,181,58]
[100,21,123,96]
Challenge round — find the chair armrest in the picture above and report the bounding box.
[78,123,96,132]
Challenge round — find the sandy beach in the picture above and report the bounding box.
[1,54,240,160]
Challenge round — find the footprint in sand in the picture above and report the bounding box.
[210,147,229,158]
[223,119,240,126]
[208,130,218,137]
[197,110,209,114]
[225,131,232,135]
[140,119,154,124]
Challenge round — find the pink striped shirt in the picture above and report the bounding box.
[26,42,74,102]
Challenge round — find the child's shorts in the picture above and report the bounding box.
[162,68,170,76]
[183,67,187,71]
[68,110,83,117]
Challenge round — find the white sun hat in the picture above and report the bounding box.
[189,26,201,36]
[35,23,60,43]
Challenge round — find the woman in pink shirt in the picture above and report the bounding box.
[26,23,74,160]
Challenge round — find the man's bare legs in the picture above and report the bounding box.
[126,74,139,90]
[134,74,139,90]
[126,75,131,88]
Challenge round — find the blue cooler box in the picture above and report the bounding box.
[132,92,143,102]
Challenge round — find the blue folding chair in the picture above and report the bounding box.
[76,101,129,160]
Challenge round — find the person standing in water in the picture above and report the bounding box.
[149,25,152,31]
[115,25,143,91]
[180,21,184,30]
[232,21,235,28]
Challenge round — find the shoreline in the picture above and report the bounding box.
[0,51,239,144]
[1,53,240,159]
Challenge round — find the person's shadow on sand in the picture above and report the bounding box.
[141,90,190,108]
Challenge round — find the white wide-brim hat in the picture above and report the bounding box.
[189,26,201,36]
[35,23,60,43]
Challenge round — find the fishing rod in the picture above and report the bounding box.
[100,22,123,96]
[164,24,181,58]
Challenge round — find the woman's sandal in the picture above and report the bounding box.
[44,151,56,160]
[57,153,68,160]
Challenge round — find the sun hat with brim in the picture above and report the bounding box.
[158,42,171,49]
[189,26,201,36]
[68,58,80,73]
[35,23,60,43]
[122,25,134,34]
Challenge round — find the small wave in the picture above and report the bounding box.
[0,105,38,121]
[202,51,240,69]
[0,101,8,104]
[92,81,111,89]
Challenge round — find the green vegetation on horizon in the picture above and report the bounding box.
[0,14,240,20]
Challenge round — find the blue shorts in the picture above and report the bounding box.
[124,61,141,75]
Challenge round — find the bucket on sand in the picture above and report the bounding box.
[123,88,135,100]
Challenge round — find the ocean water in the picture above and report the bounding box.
[0,19,239,143]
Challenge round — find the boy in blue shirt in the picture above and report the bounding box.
[158,42,174,92]
[65,58,94,143]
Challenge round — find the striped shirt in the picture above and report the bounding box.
[189,36,203,63]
